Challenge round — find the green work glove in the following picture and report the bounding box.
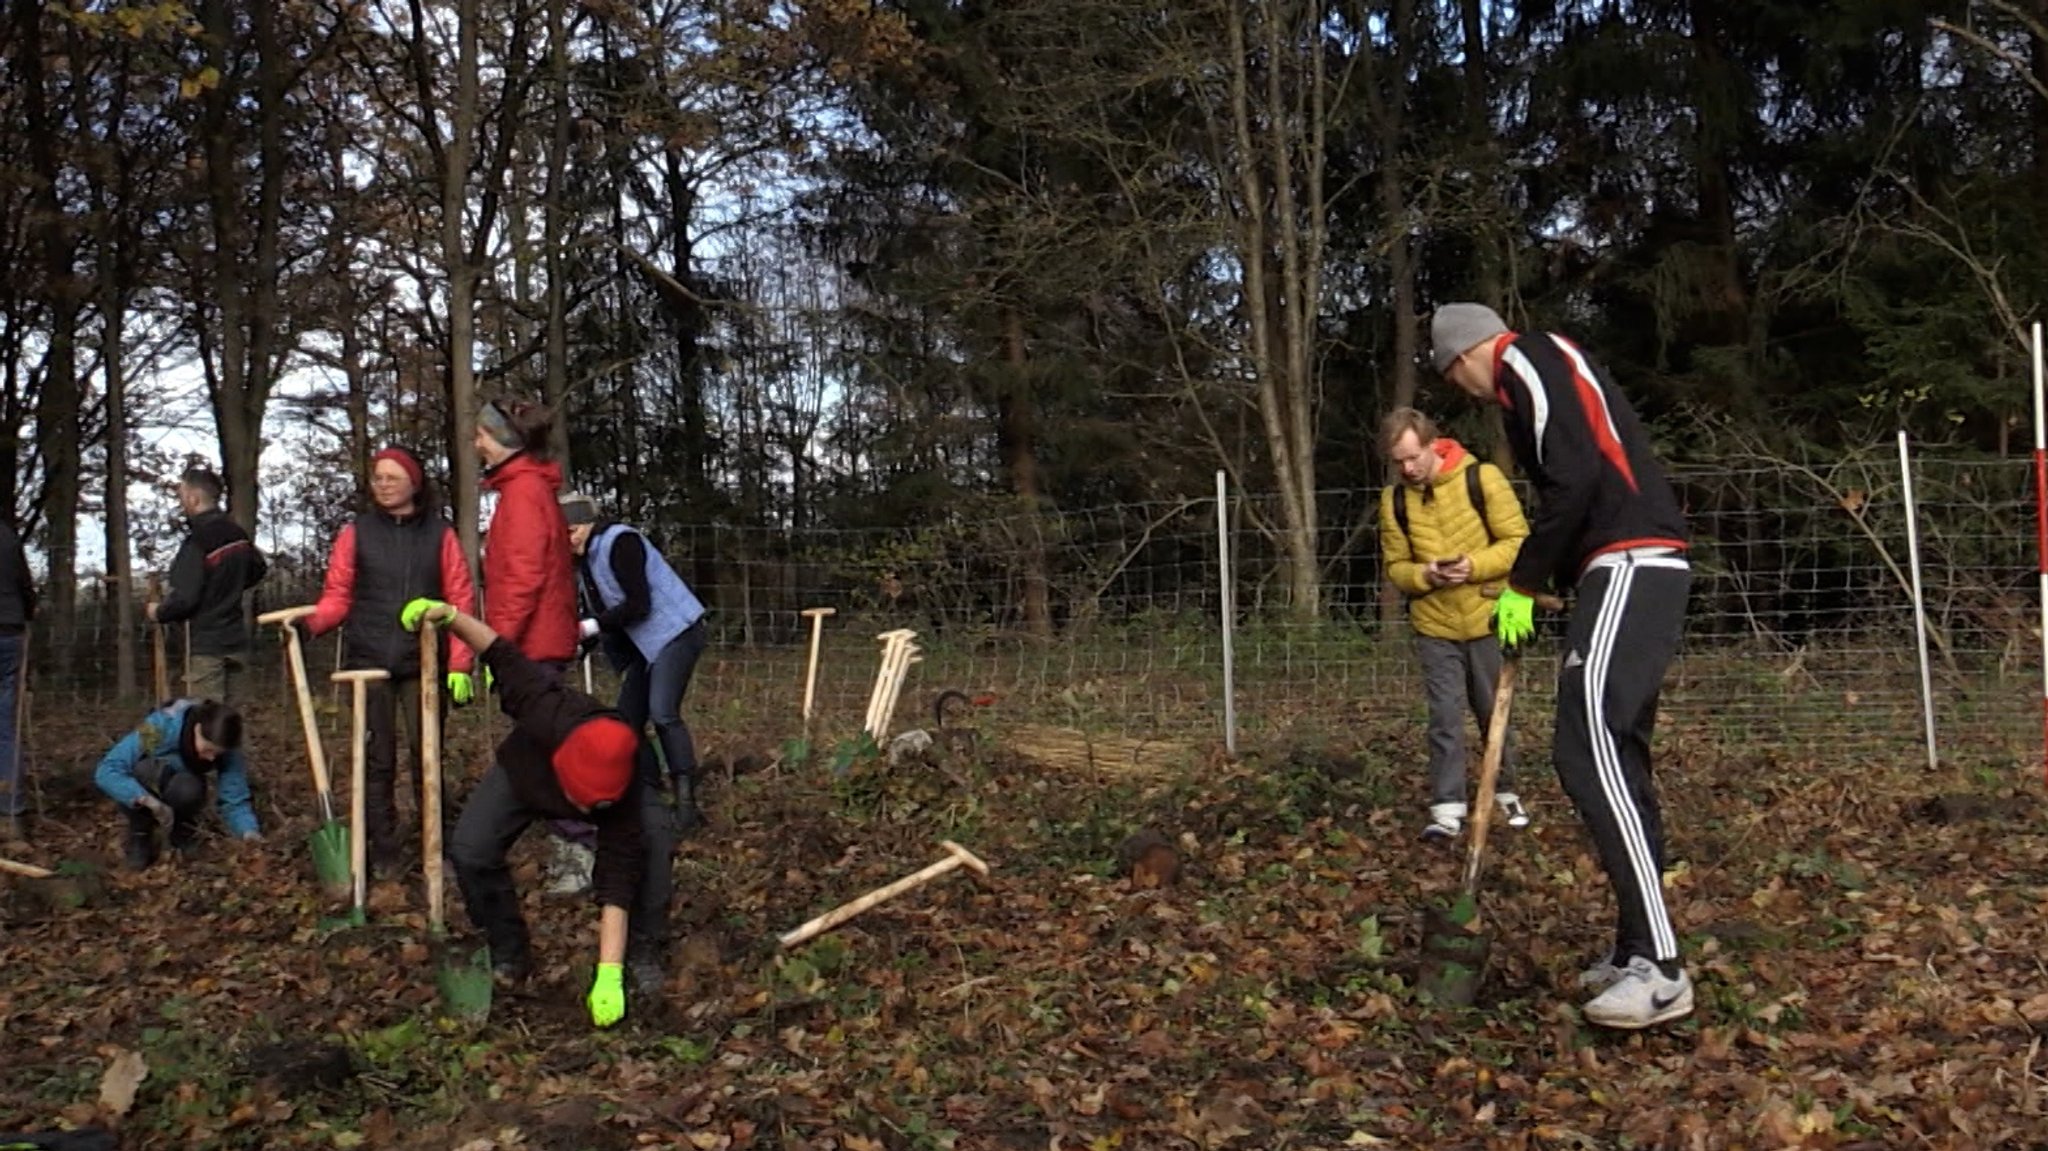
[400,597,452,633]
[1493,587,1537,651]
[446,672,475,707]
[587,962,625,1028]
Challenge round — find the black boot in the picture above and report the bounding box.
[672,773,706,836]
[626,938,666,997]
[123,808,159,871]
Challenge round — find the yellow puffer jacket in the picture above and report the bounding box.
[1379,440,1530,642]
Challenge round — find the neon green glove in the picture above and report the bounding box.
[400,597,452,633]
[587,962,625,1028]
[1493,587,1537,650]
[446,672,475,706]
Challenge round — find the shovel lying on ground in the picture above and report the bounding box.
[779,840,990,949]
[259,607,352,899]
[1417,588,1563,1008]
[1,855,105,911]
[418,621,491,1021]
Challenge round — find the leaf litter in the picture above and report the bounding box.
[1,699,2045,1148]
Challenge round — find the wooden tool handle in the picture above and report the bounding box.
[0,857,55,879]
[802,607,837,618]
[331,669,393,684]
[1458,657,1519,904]
[257,605,316,626]
[420,623,445,933]
[280,627,335,808]
[778,840,990,949]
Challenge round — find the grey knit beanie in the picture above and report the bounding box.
[1430,303,1509,373]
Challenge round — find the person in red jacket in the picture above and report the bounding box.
[475,399,579,671]
[299,447,477,872]
[476,398,590,892]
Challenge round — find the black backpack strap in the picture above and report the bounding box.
[1392,485,1411,542]
[1466,464,1491,544]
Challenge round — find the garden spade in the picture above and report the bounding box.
[259,607,352,898]
[1416,588,1561,1008]
[418,622,490,1020]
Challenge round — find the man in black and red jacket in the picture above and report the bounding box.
[148,466,267,703]
[1432,303,1693,1031]
[399,597,651,1029]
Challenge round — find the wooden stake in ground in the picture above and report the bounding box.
[865,630,915,737]
[419,623,445,933]
[332,668,390,919]
[778,840,990,949]
[800,607,835,737]
[874,645,920,743]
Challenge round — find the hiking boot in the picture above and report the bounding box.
[1581,956,1694,1030]
[542,837,594,897]
[1420,802,1466,843]
[627,943,666,998]
[1495,792,1532,830]
[490,950,533,989]
[1575,947,1626,993]
[124,808,160,871]
[671,776,706,837]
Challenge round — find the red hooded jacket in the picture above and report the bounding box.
[482,453,579,663]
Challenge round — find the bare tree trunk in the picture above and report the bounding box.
[342,320,370,486]
[16,0,82,639]
[542,0,571,464]
[1225,0,1322,617]
[1458,0,1502,307]
[1365,0,1417,411]
[443,0,483,586]
[1000,311,1052,637]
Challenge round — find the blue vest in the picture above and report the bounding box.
[587,525,704,663]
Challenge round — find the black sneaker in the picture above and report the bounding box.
[490,950,533,989]
[626,943,666,997]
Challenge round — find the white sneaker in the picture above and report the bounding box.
[1575,948,1625,993]
[1420,802,1466,843]
[1581,955,1694,1030]
[542,838,594,897]
[1495,792,1531,829]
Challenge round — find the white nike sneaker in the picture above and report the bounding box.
[1575,947,1625,993]
[1494,792,1531,829]
[1420,802,1467,843]
[1582,955,1694,1030]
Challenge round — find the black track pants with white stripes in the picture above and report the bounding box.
[1553,555,1690,965]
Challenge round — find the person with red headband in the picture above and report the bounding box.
[299,447,477,874]
[400,596,651,1029]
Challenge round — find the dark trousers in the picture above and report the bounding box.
[0,631,21,817]
[617,622,706,784]
[127,766,207,850]
[1553,555,1690,965]
[450,766,679,965]
[362,675,447,861]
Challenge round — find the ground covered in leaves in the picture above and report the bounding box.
[3,694,2047,1151]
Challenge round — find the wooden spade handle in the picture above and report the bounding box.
[420,623,445,933]
[778,839,992,949]
[256,605,316,626]
[0,857,55,879]
[1458,657,1519,908]
[269,611,334,809]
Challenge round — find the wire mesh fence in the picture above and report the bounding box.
[15,446,2043,772]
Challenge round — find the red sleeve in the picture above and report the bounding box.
[305,524,357,635]
[439,525,477,673]
[484,481,547,651]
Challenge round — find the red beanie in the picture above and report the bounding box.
[371,447,426,495]
[552,717,636,810]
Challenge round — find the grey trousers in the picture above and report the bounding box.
[1417,634,1515,807]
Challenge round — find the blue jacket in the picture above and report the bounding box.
[94,700,260,837]
[582,524,704,665]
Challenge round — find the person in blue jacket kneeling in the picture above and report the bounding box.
[95,699,261,869]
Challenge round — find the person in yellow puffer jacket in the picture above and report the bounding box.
[1378,407,1532,842]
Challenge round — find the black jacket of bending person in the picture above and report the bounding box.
[479,637,644,908]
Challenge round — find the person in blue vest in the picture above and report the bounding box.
[93,699,261,869]
[558,492,709,836]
